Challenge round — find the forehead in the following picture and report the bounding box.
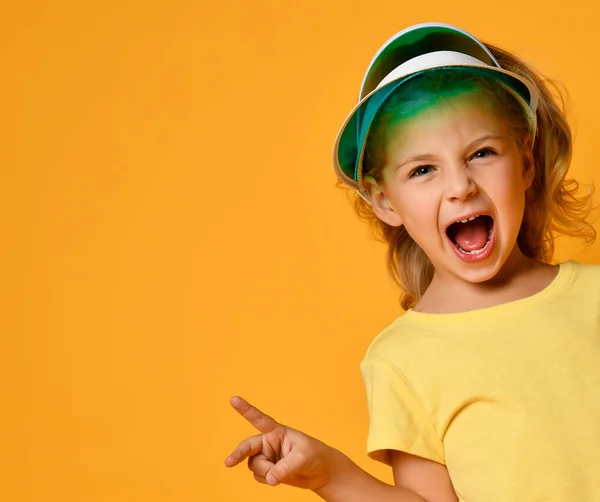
[385,92,510,152]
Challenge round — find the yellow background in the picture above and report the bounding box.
[2,1,599,501]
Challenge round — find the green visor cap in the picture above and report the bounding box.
[332,23,539,200]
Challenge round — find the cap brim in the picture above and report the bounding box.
[359,23,500,100]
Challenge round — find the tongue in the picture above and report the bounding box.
[452,219,489,251]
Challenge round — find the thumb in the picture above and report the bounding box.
[265,451,308,486]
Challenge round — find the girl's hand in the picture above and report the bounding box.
[224,396,339,490]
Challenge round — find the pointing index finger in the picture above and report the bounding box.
[230,396,280,434]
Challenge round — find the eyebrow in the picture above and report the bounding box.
[395,134,504,170]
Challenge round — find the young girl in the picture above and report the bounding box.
[224,23,599,501]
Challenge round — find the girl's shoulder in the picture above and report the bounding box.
[573,260,600,271]
[362,311,440,362]
[563,260,600,289]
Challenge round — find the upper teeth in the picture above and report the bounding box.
[459,216,478,223]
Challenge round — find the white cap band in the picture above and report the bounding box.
[376,51,489,89]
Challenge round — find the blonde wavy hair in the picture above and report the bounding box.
[346,43,596,310]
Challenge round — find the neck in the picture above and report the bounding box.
[415,246,558,314]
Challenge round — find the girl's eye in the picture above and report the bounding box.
[410,165,434,177]
[471,147,496,160]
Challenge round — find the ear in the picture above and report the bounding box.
[522,136,535,190]
[363,175,403,227]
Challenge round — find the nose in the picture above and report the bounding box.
[444,166,477,202]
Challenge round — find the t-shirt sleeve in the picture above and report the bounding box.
[360,355,445,465]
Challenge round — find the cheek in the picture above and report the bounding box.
[484,164,528,226]
[395,189,441,241]
[479,154,526,195]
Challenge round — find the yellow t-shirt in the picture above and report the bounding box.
[361,260,600,501]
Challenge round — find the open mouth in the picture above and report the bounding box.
[446,215,494,256]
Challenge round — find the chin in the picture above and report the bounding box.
[433,243,512,286]
[455,260,506,284]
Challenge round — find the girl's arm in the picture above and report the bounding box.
[226,397,457,502]
[390,451,458,502]
[314,449,457,502]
